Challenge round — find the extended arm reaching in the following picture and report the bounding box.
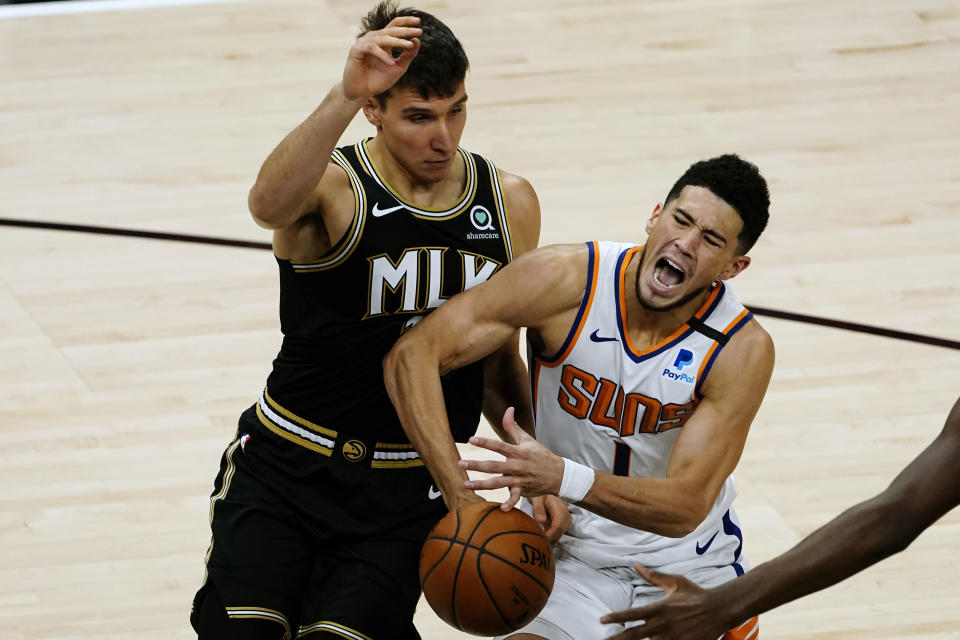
[601,395,960,640]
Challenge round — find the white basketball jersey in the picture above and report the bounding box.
[530,241,754,574]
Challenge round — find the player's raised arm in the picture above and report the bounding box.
[601,395,960,640]
[383,244,586,512]
[247,16,423,230]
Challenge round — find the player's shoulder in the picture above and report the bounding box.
[496,168,536,199]
[698,316,774,402]
[526,242,591,263]
[715,316,775,374]
[515,243,592,287]
[494,167,541,255]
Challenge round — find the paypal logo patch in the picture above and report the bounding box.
[662,348,696,384]
[673,349,694,370]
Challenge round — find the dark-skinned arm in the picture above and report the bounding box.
[602,395,960,640]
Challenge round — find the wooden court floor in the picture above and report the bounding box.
[1,0,959,638]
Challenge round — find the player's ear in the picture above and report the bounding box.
[719,255,751,280]
[362,97,383,128]
[645,204,663,234]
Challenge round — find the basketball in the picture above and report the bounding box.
[419,502,555,636]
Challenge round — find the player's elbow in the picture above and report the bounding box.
[666,497,715,538]
[382,341,406,398]
[383,334,426,398]
[248,185,291,230]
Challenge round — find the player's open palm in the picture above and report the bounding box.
[342,16,422,101]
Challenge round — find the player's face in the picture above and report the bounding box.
[635,185,751,311]
[368,83,468,184]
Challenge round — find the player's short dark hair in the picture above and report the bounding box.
[360,1,469,105]
[664,154,770,254]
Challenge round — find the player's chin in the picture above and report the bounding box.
[422,159,452,178]
[637,289,681,312]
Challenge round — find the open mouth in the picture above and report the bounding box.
[653,257,686,289]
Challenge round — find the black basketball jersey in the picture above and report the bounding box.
[262,139,516,448]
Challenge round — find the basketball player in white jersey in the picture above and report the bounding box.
[384,154,774,640]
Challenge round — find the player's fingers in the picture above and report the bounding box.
[468,435,513,455]
[633,564,679,594]
[542,516,565,543]
[394,37,421,66]
[501,486,522,511]
[387,15,421,29]
[358,41,396,66]
[381,25,422,39]
[530,495,547,522]
[373,34,417,52]
[458,458,507,474]
[600,605,652,625]
[505,418,534,445]
[463,475,513,491]
[546,497,572,533]
[501,406,517,431]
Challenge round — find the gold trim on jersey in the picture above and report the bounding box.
[298,619,374,639]
[256,388,336,456]
[357,139,477,219]
[226,606,292,639]
[483,156,514,261]
[371,441,424,469]
[256,388,423,467]
[290,148,367,273]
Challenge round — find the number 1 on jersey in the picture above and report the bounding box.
[613,441,631,476]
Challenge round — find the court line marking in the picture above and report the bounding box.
[0,0,254,20]
[1,216,957,351]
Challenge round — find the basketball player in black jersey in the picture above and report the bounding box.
[190,3,566,639]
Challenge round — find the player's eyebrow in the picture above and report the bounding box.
[401,95,468,116]
[676,207,728,246]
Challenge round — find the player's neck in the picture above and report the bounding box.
[366,137,466,209]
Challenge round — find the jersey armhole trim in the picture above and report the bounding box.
[537,241,598,366]
[484,157,515,262]
[694,309,753,400]
[288,148,366,272]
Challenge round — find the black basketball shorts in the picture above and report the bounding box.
[191,405,447,639]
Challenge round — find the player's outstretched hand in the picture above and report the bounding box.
[529,495,571,543]
[600,564,728,640]
[460,407,565,510]
[342,15,422,101]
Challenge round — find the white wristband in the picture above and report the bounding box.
[558,457,595,503]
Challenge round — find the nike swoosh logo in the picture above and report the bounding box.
[428,485,442,500]
[696,530,719,555]
[589,329,619,343]
[371,202,407,217]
